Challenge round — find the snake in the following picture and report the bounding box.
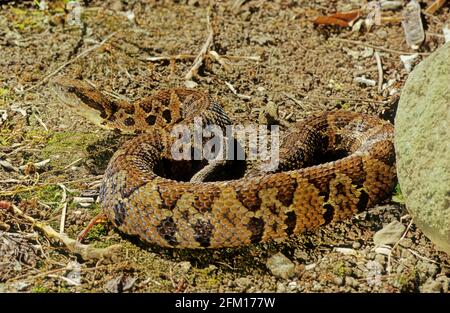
[52,78,396,249]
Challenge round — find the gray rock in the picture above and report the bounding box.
[395,42,450,255]
[266,252,295,279]
[373,220,406,246]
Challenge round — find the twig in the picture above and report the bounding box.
[329,37,430,56]
[185,11,214,82]
[32,108,48,131]
[295,91,388,104]
[282,92,316,111]
[425,0,447,14]
[374,51,383,93]
[387,219,413,274]
[48,274,81,286]
[11,204,121,261]
[407,248,450,269]
[224,81,251,100]
[209,51,231,72]
[24,32,118,92]
[148,53,260,63]
[58,184,68,234]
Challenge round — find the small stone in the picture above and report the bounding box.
[251,35,274,46]
[257,86,266,93]
[207,264,217,272]
[184,80,198,88]
[276,282,286,292]
[345,276,360,288]
[304,263,316,271]
[399,238,413,248]
[266,252,295,279]
[375,254,386,264]
[373,220,406,246]
[234,277,252,289]
[258,101,279,125]
[311,281,322,291]
[374,246,392,256]
[334,247,357,256]
[287,281,297,290]
[352,241,362,249]
[436,276,449,293]
[333,276,344,286]
[179,261,191,274]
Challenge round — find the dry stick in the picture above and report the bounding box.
[11,204,121,261]
[296,91,388,104]
[407,248,450,269]
[184,12,214,82]
[328,37,430,56]
[148,54,260,62]
[386,219,414,274]
[374,51,383,93]
[58,183,67,234]
[224,81,251,100]
[425,0,447,14]
[24,32,118,92]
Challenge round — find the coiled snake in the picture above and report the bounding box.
[53,78,396,249]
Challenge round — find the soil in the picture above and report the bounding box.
[0,0,449,293]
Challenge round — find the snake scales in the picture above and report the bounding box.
[53,78,396,249]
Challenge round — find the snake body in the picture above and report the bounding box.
[53,78,396,248]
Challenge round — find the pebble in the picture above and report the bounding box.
[345,276,360,289]
[352,241,362,249]
[436,276,449,293]
[399,238,413,248]
[304,263,316,271]
[374,254,386,264]
[184,80,198,88]
[179,261,191,274]
[276,282,286,293]
[235,277,252,289]
[334,247,357,256]
[333,276,344,286]
[373,220,406,246]
[266,252,295,279]
[287,281,298,290]
[374,246,392,256]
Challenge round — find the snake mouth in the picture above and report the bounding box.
[51,78,112,129]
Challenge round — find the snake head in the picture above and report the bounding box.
[51,78,119,129]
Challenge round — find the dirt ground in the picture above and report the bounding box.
[0,0,449,293]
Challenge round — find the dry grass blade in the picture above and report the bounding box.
[11,204,121,261]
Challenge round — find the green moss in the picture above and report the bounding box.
[41,131,101,165]
[31,285,50,293]
[0,87,9,97]
[333,261,349,277]
[24,129,51,145]
[85,223,108,241]
[0,127,12,147]
[19,185,63,206]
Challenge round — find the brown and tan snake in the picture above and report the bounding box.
[53,78,396,249]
